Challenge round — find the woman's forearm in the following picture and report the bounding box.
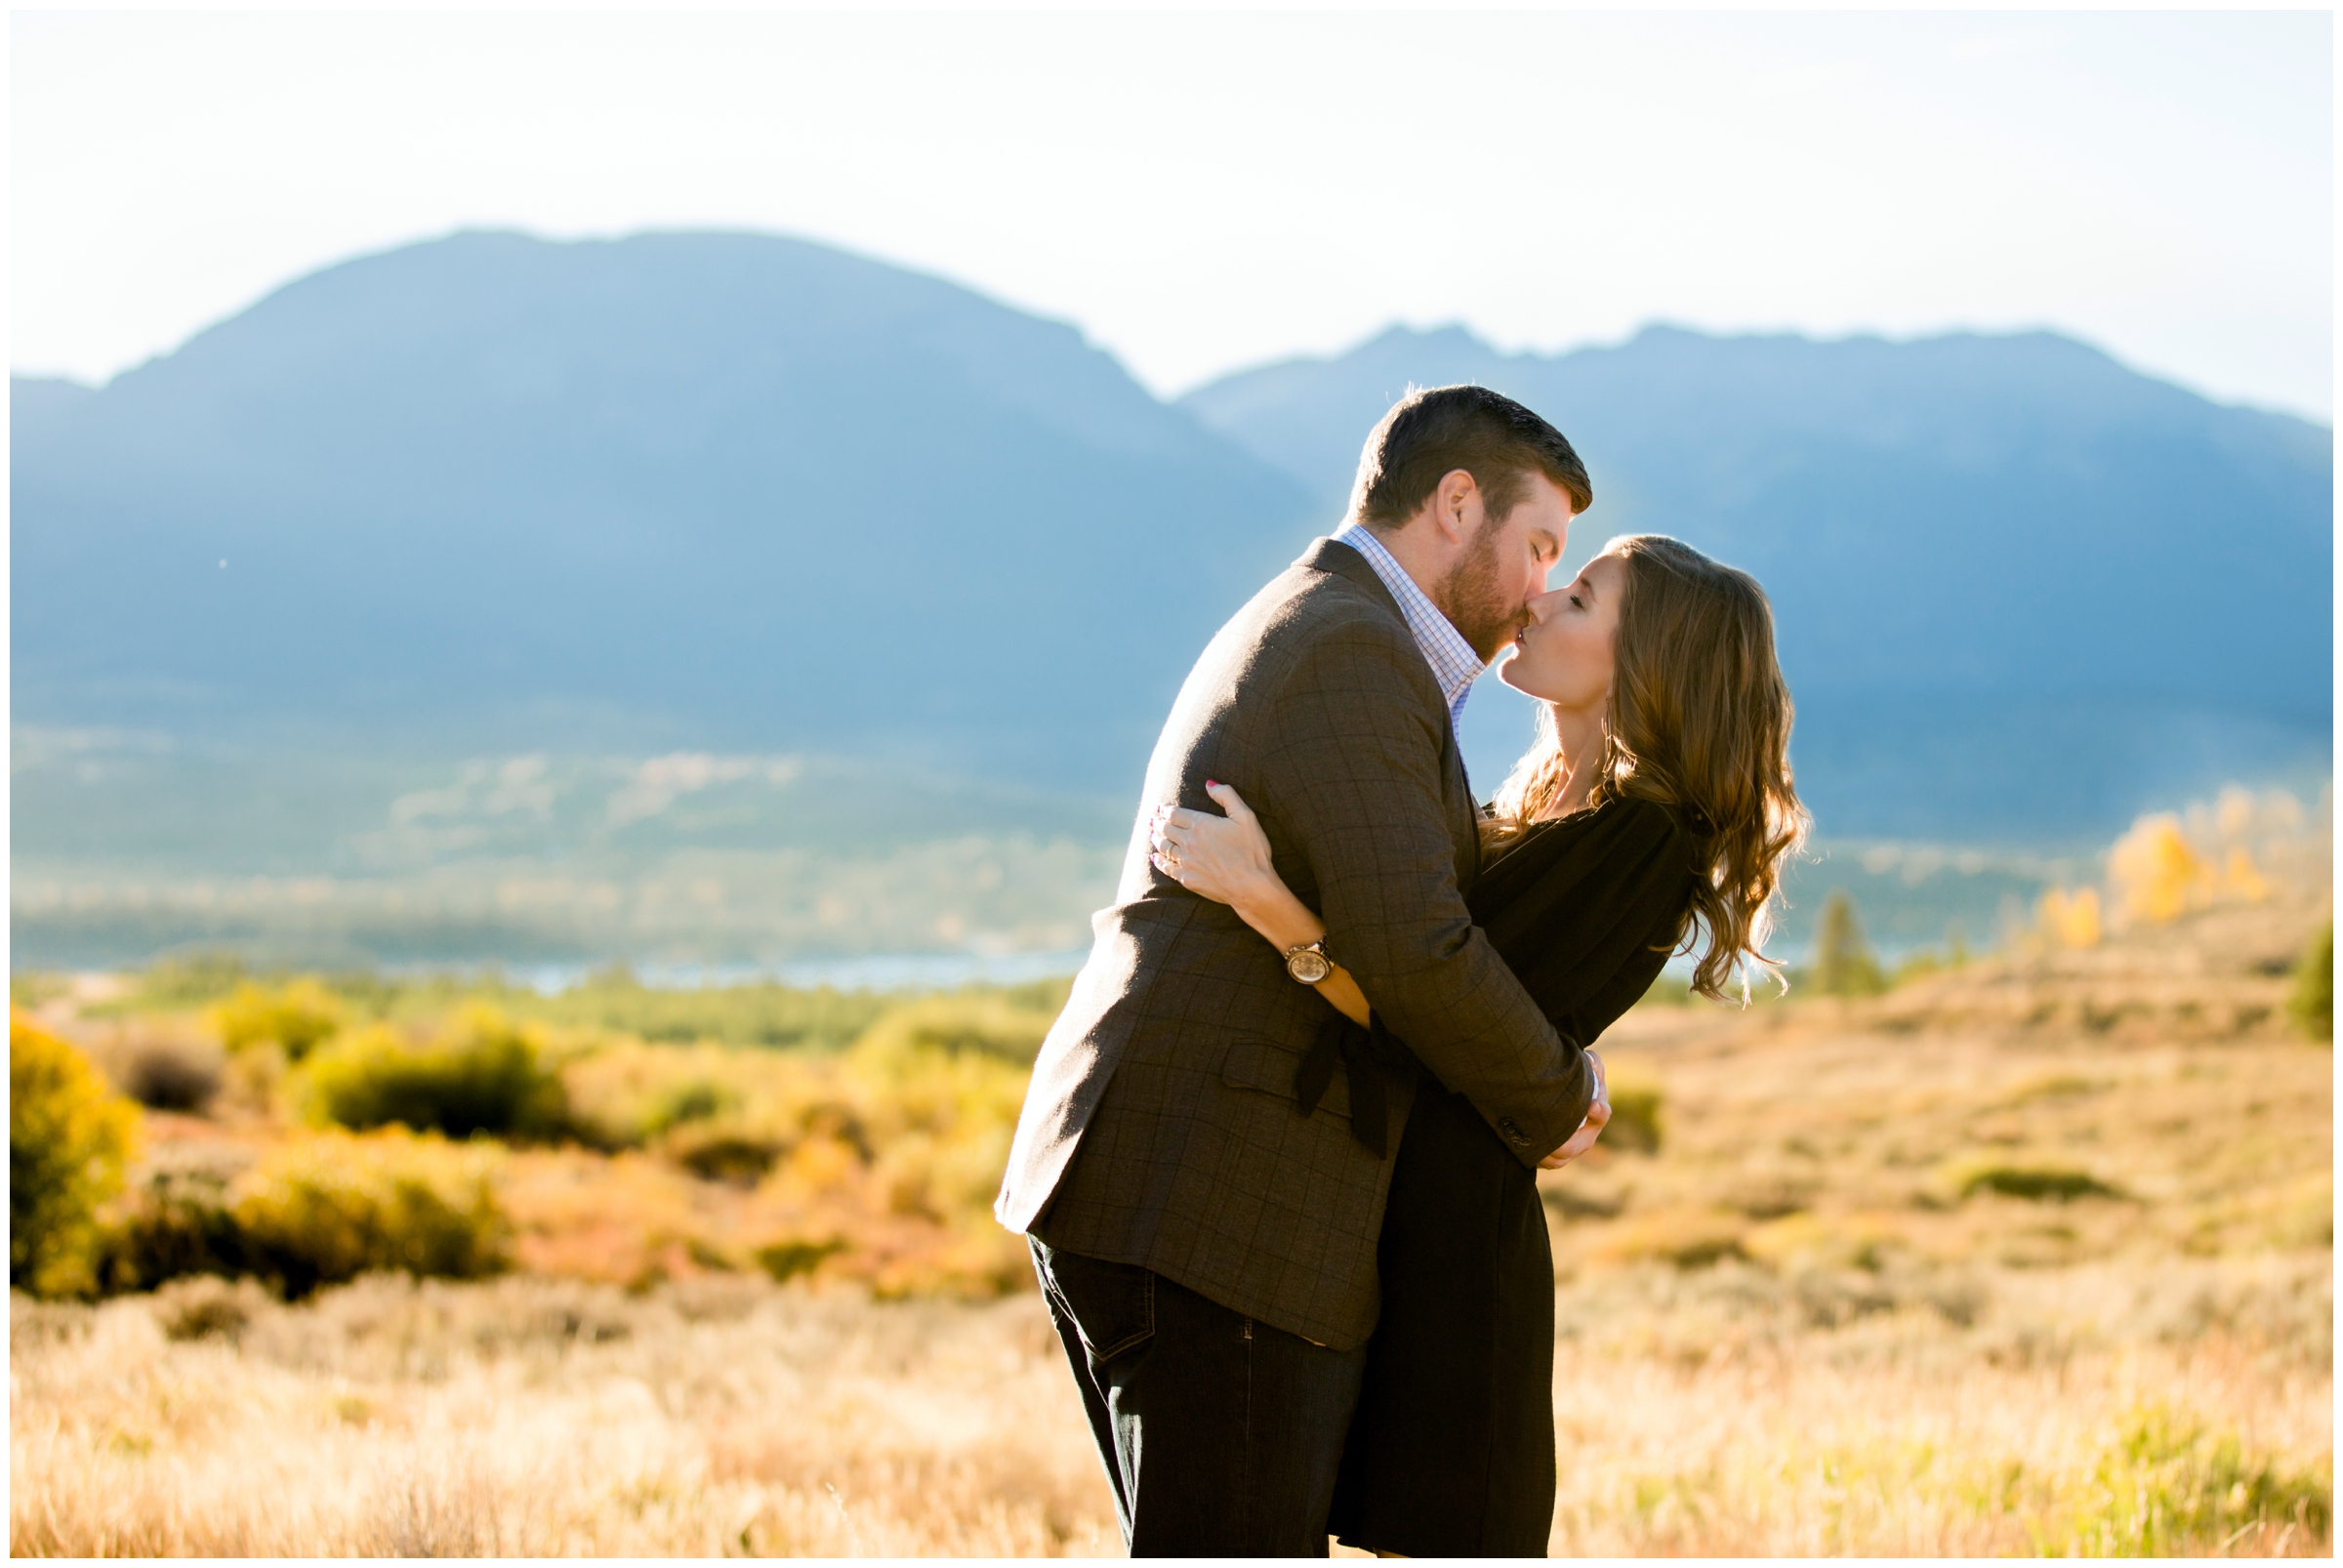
[1227,879,1373,1028]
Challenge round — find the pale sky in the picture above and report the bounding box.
[11,8,2335,417]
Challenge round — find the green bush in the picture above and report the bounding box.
[2040,1405,2332,1554]
[1954,1161,2125,1203]
[755,1235,845,1283]
[94,1169,250,1295]
[1602,1078,1665,1154]
[230,1129,511,1299]
[300,1004,566,1139]
[211,978,345,1061]
[2287,922,2331,1042]
[117,950,254,1010]
[113,1030,226,1111]
[667,1124,789,1184]
[10,971,69,1011]
[12,1014,142,1297]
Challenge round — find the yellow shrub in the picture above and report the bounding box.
[561,1037,802,1151]
[231,1128,510,1298]
[210,979,344,1061]
[1743,1211,1908,1271]
[504,992,1055,1296]
[564,1044,732,1148]
[10,1012,141,1297]
[850,993,1059,1068]
[2037,887,2103,949]
[870,1118,1021,1223]
[2220,847,2271,903]
[1590,1206,1749,1269]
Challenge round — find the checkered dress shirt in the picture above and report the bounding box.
[1330,520,1485,727]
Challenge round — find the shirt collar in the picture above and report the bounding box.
[1330,521,1486,727]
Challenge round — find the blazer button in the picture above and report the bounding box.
[1500,1118,1527,1145]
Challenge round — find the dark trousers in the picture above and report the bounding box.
[1030,1237,1368,1556]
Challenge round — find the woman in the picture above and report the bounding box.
[1149,533,1806,1555]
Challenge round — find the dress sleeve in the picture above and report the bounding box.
[1470,799,1697,1047]
[1555,899,1688,1049]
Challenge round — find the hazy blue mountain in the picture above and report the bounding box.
[11,375,97,450]
[12,232,2334,973]
[13,230,1316,790]
[1184,324,2333,839]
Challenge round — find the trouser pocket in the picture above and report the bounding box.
[1036,1242,1155,1362]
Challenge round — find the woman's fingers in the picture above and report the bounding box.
[1539,1100,1613,1169]
[1153,787,1253,850]
[1203,780,1257,823]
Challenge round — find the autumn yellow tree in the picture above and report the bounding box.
[10,1012,140,1296]
[2106,813,2210,924]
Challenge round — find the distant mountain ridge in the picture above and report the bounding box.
[13,229,1314,787]
[1184,323,2332,837]
[11,232,2333,871]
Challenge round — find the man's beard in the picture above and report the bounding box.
[1435,518,1521,662]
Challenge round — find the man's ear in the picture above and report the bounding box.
[1432,470,1481,546]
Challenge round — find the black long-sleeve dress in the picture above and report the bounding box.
[1327,794,1700,1557]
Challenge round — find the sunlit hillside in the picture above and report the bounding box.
[10,785,2330,1555]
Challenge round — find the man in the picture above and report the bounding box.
[996,385,1600,1554]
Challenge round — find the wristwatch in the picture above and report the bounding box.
[1283,939,1334,985]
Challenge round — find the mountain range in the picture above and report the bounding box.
[10,228,2333,967]
[1183,323,2333,839]
[13,230,1312,786]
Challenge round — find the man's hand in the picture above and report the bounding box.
[1538,1049,1608,1171]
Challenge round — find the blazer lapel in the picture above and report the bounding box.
[1445,715,1482,891]
[1303,537,1485,889]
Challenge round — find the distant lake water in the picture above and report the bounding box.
[501,948,1093,996]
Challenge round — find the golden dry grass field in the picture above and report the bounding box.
[11,806,2333,1556]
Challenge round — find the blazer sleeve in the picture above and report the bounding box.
[1254,615,1593,1165]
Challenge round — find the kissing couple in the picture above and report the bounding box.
[998,385,1807,1555]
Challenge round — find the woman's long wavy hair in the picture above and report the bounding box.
[1487,534,1809,1003]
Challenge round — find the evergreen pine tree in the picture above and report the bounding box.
[1813,888,1886,997]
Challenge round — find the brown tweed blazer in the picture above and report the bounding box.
[994,538,1597,1351]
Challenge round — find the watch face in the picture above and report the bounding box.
[1288,948,1333,984]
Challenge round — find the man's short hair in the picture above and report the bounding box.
[1347,385,1592,532]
